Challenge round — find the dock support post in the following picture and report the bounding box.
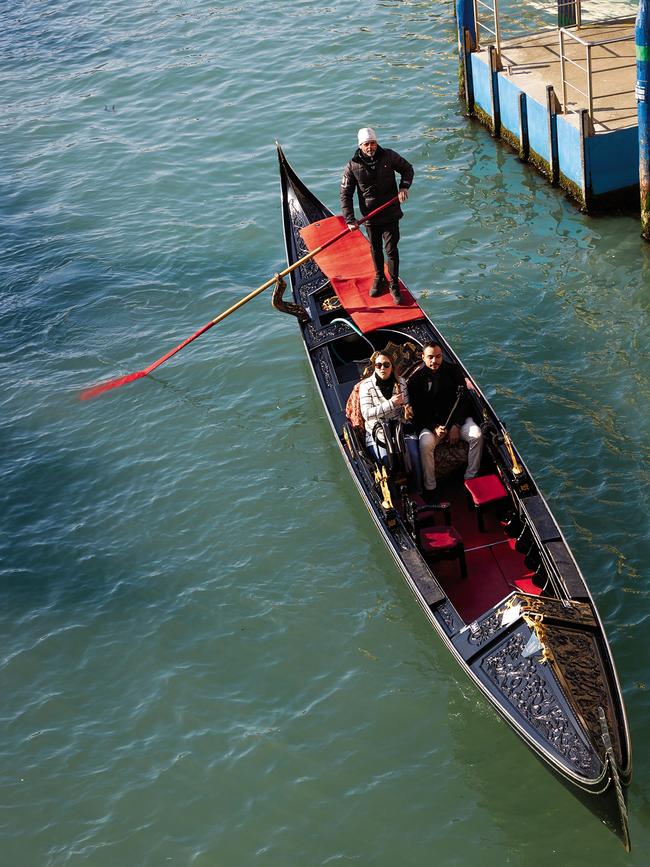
[462,28,475,115]
[636,0,650,239]
[579,109,594,211]
[546,85,560,186]
[456,0,476,110]
[489,44,501,138]
[518,92,529,161]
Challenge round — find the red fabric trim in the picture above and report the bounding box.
[299,216,426,334]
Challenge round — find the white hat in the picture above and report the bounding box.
[357,127,377,146]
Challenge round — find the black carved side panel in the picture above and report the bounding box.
[311,346,334,389]
[481,628,601,777]
[305,321,360,349]
[397,322,436,345]
[467,609,505,646]
[288,199,325,284]
[515,594,597,628]
[545,625,624,768]
[436,601,463,636]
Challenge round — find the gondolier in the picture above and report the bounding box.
[340,127,414,306]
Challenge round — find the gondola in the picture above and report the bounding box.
[275,144,632,848]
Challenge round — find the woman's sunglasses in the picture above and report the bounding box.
[375,361,392,369]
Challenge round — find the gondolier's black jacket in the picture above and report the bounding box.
[408,362,469,433]
[340,145,414,226]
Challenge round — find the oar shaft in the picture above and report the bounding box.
[81,194,400,399]
[209,194,398,327]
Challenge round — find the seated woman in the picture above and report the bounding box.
[358,350,411,463]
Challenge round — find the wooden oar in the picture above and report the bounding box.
[80,195,399,400]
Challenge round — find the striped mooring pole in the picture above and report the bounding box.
[637,0,650,239]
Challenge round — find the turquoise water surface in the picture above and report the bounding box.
[2,2,649,864]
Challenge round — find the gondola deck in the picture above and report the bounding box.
[300,215,423,330]
[276,144,632,848]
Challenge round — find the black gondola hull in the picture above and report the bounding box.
[275,145,632,848]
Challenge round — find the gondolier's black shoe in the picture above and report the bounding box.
[369,274,387,297]
[389,281,402,305]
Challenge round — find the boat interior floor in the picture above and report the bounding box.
[405,471,542,624]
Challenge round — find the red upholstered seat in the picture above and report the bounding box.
[404,497,467,578]
[419,526,467,578]
[420,526,462,552]
[464,473,507,506]
[464,474,509,532]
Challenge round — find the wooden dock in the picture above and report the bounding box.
[461,17,640,209]
[494,21,635,132]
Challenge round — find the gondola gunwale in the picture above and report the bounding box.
[275,144,631,841]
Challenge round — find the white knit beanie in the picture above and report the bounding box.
[357,127,377,146]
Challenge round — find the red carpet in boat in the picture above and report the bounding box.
[419,480,540,624]
[300,216,425,334]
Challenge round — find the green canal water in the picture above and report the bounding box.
[2,1,648,864]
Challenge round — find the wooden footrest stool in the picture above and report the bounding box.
[464,474,508,532]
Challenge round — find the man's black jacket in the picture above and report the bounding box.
[340,145,414,226]
[408,362,469,433]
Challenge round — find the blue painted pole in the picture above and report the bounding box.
[636,0,650,239]
[456,0,476,107]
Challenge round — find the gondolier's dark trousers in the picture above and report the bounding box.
[366,221,400,284]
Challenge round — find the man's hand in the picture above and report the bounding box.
[434,425,447,438]
[347,221,358,231]
[398,189,409,204]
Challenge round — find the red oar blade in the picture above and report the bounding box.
[79,319,216,401]
[80,369,147,401]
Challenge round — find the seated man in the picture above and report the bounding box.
[408,342,483,500]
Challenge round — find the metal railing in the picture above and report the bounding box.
[558,20,635,118]
[473,0,502,55]
[473,0,584,52]
[470,0,637,126]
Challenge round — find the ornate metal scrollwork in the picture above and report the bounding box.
[437,601,463,635]
[306,320,358,348]
[467,609,505,645]
[311,346,333,389]
[546,625,623,767]
[483,630,599,775]
[514,595,596,627]
[288,200,323,282]
[399,322,436,345]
